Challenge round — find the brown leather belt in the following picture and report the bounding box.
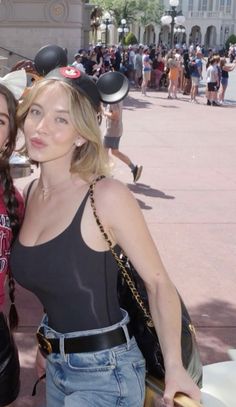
[36,323,133,356]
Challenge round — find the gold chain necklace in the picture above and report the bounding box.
[38,177,72,200]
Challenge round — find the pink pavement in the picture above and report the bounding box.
[13,88,236,406]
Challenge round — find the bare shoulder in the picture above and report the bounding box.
[94,177,137,207]
[93,177,139,220]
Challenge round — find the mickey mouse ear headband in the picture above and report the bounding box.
[34,44,68,76]
[97,71,129,104]
[33,45,129,111]
[45,66,129,112]
[0,69,27,100]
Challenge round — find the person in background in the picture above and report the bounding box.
[84,51,101,77]
[167,57,179,99]
[182,50,191,95]
[218,57,236,105]
[0,71,25,407]
[152,53,165,90]
[206,56,220,106]
[113,45,122,72]
[12,67,200,407]
[134,46,143,88]
[189,51,203,103]
[103,100,143,183]
[127,45,135,84]
[71,53,85,73]
[141,47,152,96]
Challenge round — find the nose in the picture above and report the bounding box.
[35,114,50,134]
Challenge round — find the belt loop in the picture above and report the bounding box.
[59,336,66,360]
[122,324,131,349]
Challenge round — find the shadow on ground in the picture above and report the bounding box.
[128,183,175,200]
[189,299,236,365]
[127,183,175,210]
[123,95,154,109]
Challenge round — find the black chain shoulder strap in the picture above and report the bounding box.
[89,177,154,326]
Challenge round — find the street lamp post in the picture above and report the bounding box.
[100,12,113,47]
[117,18,129,43]
[174,26,186,44]
[161,0,185,49]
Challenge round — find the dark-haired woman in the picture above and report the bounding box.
[0,73,25,406]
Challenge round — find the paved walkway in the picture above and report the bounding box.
[12,73,236,406]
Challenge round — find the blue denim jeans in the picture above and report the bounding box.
[39,310,146,407]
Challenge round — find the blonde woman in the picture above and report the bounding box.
[167,57,179,99]
[11,67,200,407]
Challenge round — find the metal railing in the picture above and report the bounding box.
[0,45,33,61]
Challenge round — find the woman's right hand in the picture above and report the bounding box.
[35,347,46,378]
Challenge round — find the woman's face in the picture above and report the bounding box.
[0,94,10,151]
[24,83,84,164]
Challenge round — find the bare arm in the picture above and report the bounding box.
[102,106,119,120]
[94,179,200,406]
[223,64,236,72]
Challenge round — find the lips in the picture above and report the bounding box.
[30,137,47,148]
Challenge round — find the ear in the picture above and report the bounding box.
[75,136,87,147]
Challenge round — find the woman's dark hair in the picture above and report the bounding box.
[0,83,21,330]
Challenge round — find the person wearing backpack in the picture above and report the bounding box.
[189,51,203,103]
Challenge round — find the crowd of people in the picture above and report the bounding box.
[71,43,236,105]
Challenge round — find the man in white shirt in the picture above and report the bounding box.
[71,53,86,72]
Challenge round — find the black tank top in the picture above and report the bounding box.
[221,69,229,79]
[10,189,122,333]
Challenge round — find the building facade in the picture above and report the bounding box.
[0,0,92,69]
[136,0,236,49]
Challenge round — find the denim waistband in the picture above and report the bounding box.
[38,308,132,353]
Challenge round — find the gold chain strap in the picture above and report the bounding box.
[89,179,154,327]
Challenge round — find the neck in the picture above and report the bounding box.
[38,175,73,200]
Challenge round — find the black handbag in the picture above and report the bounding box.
[89,179,202,387]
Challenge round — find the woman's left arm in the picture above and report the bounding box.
[96,179,201,407]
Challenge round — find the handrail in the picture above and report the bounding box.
[0,46,33,61]
[145,376,203,407]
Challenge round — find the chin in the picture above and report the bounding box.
[27,150,47,163]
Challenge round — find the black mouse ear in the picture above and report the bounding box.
[96,71,129,104]
[34,45,68,76]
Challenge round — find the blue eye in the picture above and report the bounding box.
[56,117,68,124]
[29,107,40,115]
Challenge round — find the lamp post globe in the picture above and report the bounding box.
[175,15,185,25]
[161,0,185,49]
[161,15,172,25]
[118,18,129,43]
[100,12,112,47]
[169,0,179,6]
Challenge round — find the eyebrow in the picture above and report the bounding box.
[31,103,70,114]
[0,112,10,120]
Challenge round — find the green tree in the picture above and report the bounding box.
[225,34,236,50]
[92,0,163,27]
[124,32,138,45]
[137,0,164,26]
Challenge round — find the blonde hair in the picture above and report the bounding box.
[17,79,110,181]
